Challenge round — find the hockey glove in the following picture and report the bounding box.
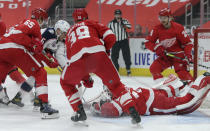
[31,37,43,54]
[155,45,165,57]
[44,53,59,68]
[185,54,193,63]
[155,45,168,60]
[184,44,193,64]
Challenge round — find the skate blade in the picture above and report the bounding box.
[0,101,10,105]
[10,102,24,107]
[33,106,40,112]
[72,121,89,127]
[41,112,60,119]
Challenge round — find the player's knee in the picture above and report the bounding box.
[150,63,161,74]
[176,70,193,81]
[34,68,47,86]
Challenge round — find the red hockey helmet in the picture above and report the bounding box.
[72,8,88,22]
[159,8,172,17]
[31,8,48,20]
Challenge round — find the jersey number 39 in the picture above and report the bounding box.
[67,26,90,45]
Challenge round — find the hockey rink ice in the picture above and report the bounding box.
[1,74,210,131]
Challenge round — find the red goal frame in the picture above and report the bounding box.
[193,28,210,80]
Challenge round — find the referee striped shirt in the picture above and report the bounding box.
[108,19,131,42]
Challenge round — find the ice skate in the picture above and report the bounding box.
[71,104,88,127]
[33,96,41,111]
[40,102,59,119]
[10,92,24,107]
[203,72,210,76]
[71,104,87,122]
[129,107,141,124]
[0,88,10,105]
[127,70,131,76]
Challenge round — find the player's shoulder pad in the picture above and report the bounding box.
[86,20,104,27]
[46,28,56,35]
[28,19,39,25]
[151,24,161,32]
[171,21,184,29]
[42,27,57,41]
[86,19,98,24]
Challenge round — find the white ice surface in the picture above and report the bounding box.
[1,75,210,131]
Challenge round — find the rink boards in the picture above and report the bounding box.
[44,38,208,76]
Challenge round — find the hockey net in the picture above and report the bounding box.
[193,28,210,108]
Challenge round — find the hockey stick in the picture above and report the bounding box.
[42,51,64,73]
[166,53,210,69]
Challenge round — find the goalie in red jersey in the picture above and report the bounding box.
[90,72,210,117]
[60,8,140,124]
[145,8,193,84]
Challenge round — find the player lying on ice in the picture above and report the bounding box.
[90,72,210,117]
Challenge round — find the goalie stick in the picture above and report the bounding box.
[166,52,210,69]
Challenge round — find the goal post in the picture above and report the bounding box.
[193,28,210,80]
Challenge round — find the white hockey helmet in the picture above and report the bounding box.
[54,20,70,33]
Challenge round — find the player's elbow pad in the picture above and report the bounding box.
[103,34,116,50]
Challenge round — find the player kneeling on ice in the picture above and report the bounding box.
[0,8,59,119]
[90,73,210,117]
[60,8,141,124]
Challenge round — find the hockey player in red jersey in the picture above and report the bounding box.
[90,73,210,117]
[60,8,141,124]
[145,8,193,83]
[0,13,6,37]
[0,8,59,119]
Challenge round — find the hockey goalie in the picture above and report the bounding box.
[90,73,210,117]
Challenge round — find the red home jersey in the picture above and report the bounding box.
[65,20,115,63]
[0,19,41,49]
[145,21,192,54]
[0,21,6,37]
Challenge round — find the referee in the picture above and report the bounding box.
[108,9,132,76]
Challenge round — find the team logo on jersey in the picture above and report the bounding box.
[160,37,176,48]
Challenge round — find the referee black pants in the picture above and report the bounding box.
[111,39,131,71]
